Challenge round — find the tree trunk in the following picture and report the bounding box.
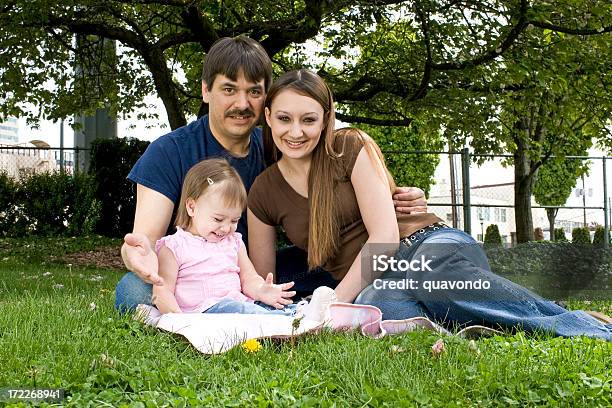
[142,48,187,130]
[547,208,558,241]
[513,125,535,243]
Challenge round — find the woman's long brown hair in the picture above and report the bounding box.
[263,70,395,269]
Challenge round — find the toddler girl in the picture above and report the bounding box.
[153,158,334,319]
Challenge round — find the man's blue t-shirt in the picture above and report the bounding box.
[128,115,266,244]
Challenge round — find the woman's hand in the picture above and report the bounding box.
[256,273,296,309]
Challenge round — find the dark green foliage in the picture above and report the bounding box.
[89,138,150,237]
[3,171,99,236]
[359,125,442,196]
[485,241,611,300]
[553,228,568,242]
[593,226,610,247]
[484,224,503,246]
[571,227,591,245]
[0,172,19,236]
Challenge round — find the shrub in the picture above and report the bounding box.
[572,227,591,244]
[12,171,100,236]
[484,224,503,246]
[89,137,150,237]
[0,171,20,236]
[553,228,568,242]
[593,225,610,247]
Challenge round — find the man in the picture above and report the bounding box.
[115,36,427,311]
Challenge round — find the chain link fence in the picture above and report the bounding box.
[387,149,610,249]
[0,146,85,178]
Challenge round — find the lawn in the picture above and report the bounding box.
[0,237,610,407]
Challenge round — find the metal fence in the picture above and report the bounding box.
[383,148,610,249]
[0,146,88,177]
[1,145,609,248]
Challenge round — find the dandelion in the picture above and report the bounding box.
[431,338,445,358]
[468,339,481,356]
[292,315,303,331]
[241,339,262,353]
[100,353,116,368]
[26,366,40,378]
[390,345,406,354]
[89,302,97,311]
[289,315,304,350]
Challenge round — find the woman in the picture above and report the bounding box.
[247,69,611,339]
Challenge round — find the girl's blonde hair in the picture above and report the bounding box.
[174,158,247,229]
[264,70,395,269]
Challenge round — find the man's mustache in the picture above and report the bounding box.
[225,109,254,118]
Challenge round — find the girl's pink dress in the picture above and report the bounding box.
[156,227,253,313]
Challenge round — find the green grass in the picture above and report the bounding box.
[0,237,611,407]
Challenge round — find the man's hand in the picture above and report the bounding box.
[393,186,427,214]
[121,233,164,286]
[257,273,296,309]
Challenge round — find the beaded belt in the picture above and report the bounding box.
[400,222,450,247]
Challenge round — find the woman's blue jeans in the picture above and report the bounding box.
[354,228,612,340]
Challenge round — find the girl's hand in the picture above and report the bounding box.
[257,273,296,309]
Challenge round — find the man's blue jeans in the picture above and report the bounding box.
[114,246,336,312]
[354,228,612,340]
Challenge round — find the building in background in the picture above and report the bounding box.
[0,117,19,144]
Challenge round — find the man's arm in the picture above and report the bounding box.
[121,184,174,285]
[393,187,427,214]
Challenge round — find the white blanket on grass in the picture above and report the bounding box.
[136,303,500,354]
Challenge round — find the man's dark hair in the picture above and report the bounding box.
[201,36,272,91]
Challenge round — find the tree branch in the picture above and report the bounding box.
[335,112,413,126]
[432,0,529,70]
[409,3,433,101]
[45,16,146,51]
[110,0,191,6]
[177,4,219,51]
[156,31,199,50]
[529,21,612,35]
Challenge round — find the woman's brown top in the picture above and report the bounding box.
[248,136,441,280]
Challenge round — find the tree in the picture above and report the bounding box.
[572,227,591,245]
[593,226,610,247]
[553,228,568,242]
[2,2,610,241]
[533,153,590,241]
[450,13,611,242]
[484,224,503,247]
[1,1,610,133]
[307,1,610,243]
